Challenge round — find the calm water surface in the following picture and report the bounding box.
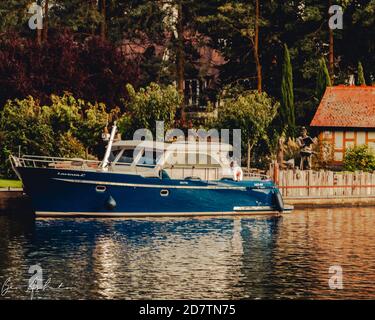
[0,208,375,299]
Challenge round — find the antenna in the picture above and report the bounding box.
[101,122,118,170]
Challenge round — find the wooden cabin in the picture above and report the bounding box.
[310,86,375,163]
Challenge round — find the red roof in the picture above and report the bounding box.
[310,86,375,128]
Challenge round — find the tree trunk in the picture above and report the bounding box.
[43,0,49,42]
[176,1,185,123]
[100,0,106,41]
[247,139,252,173]
[328,0,334,83]
[36,28,42,45]
[254,0,262,93]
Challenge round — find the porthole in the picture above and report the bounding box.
[160,189,169,197]
[96,185,106,193]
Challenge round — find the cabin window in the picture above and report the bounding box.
[96,186,107,193]
[160,189,169,197]
[113,149,136,164]
[137,149,163,165]
[167,152,220,167]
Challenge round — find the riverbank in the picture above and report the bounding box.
[0,179,22,188]
[0,190,31,214]
[286,196,375,208]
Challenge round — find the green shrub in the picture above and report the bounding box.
[0,95,108,177]
[118,83,181,139]
[215,87,279,168]
[343,145,375,172]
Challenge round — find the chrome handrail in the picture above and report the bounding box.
[10,154,271,180]
[10,155,158,174]
[11,155,102,170]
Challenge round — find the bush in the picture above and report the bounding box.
[0,33,140,109]
[0,94,108,177]
[343,145,375,172]
[215,87,279,168]
[118,83,182,139]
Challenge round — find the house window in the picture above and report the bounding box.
[184,79,212,110]
[323,131,332,140]
[185,79,201,107]
[334,152,343,162]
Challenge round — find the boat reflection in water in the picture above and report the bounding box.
[1,208,375,299]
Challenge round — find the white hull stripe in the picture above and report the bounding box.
[234,206,274,211]
[35,210,291,218]
[53,178,248,190]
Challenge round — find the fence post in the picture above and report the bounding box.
[273,161,279,185]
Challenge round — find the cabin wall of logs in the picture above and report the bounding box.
[269,165,375,198]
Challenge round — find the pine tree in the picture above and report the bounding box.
[357,61,366,85]
[281,44,295,136]
[315,58,332,102]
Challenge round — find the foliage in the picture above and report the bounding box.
[314,140,334,170]
[48,0,102,35]
[280,44,295,137]
[343,145,375,172]
[0,0,375,172]
[0,0,32,35]
[118,83,182,139]
[0,32,140,109]
[357,61,366,85]
[215,86,279,166]
[0,94,108,177]
[0,179,22,188]
[315,58,332,102]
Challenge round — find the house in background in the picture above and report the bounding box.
[120,33,225,121]
[310,85,375,163]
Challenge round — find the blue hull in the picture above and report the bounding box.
[17,167,287,217]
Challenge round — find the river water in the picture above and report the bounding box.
[0,208,374,300]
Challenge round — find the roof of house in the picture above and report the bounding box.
[120,32,225,78]
[310,86,375,128]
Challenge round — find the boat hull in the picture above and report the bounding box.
[17,167,291,217]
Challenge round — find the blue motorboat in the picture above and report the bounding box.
[10,125,292,217]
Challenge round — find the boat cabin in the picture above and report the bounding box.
[108,140,235,180]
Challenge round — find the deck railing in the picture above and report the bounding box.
[11,155,103,170]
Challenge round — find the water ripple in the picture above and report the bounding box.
[0,208,375,299]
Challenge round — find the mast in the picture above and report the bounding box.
[101,122,118,170]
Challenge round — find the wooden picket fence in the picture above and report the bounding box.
[269,166,375,198]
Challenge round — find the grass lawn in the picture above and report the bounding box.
[0,179,22,188]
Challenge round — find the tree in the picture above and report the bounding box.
[315,58,332,102]
[357,61,366,85]
[280,44,295,137]
[254,0,261,92]
[0,32,140,109]
[43,0,49,42]
[216,88,279,171]
[99,0,106,41]
[48,0,101,36]
[328,0,335,82]
[118,83,182,139]
[197,0,264,92]
[176,1,186,120]
[0,94,109,177]
[0,0,33,35]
